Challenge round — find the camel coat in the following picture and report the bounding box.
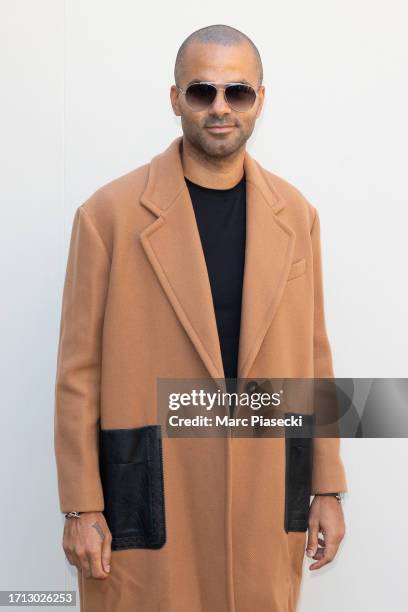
[54,135,347,612]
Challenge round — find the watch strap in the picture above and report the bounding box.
[315,492,343,501]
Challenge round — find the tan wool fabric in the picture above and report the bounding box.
[54,136,347,612]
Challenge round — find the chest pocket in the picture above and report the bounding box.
[99,424,166,550]
[287,257,306,281]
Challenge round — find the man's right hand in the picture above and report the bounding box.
[62,512,112,579]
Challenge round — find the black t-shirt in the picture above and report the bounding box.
[185,173,246,384]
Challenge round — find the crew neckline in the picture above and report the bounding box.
[184,173,246,194]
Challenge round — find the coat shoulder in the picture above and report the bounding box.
[72,163,152,253]
[79,162,150,222]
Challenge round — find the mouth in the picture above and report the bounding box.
[205,125,236,134]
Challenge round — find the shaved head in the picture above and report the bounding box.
[170,24,265,160]
[174,24,263,88]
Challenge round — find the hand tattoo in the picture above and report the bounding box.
[92,521,105,540]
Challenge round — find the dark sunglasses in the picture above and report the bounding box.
[177,81,260,112]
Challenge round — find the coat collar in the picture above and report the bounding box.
[139,136,295,386]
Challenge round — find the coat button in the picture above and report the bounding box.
[245,380,259,394]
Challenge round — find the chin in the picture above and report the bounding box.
[201,135,242,158]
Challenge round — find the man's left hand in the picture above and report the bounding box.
[305,495,346,570]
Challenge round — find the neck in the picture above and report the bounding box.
[180,136,245,189]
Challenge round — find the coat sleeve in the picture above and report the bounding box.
[309,209,348,494]
[54,203,110,513]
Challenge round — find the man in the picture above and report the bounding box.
[54,24,347,612]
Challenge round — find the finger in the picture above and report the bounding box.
[64,551,76,566]
[311,538,326,559]
[88,548,109,579]
[312,547,325,560]
[76,548,92,578]
[309,540,339,570]
[62,529,75,566]
[101,533,112,574]
[63,540,75,566]
[306,520,319,557]
[69,550,82,572]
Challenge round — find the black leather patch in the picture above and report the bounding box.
[99,425,166,550]
[284,413,314,533]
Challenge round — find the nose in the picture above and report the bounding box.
[209,88,231,114]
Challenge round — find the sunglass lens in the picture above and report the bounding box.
[225,84,256,111]
[185,84,217,111]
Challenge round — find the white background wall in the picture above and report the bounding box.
[1,1,407,610]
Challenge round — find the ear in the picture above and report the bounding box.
[170,85,182,117]
[254,86,265,118]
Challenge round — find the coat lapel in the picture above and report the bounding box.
[237,161,296,380]
[139,137,225,384]
[139,136,296,385]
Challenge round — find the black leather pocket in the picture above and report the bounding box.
[284,413,314,532]
[99,425,166,550]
